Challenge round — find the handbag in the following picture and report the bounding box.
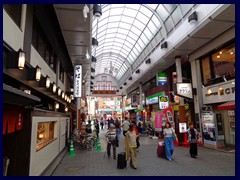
[171,129,177,141]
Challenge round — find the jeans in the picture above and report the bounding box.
[107,141,116,158]
[164,137,175,160]
[116,128,121,141]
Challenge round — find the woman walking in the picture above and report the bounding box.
[187,122,199,158]
[125,123,139,169]
[163,121,178,161]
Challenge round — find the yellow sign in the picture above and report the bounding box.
[173,104,189,111]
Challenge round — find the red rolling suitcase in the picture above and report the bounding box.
[157,142,166,158]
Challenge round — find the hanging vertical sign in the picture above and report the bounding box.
[163,107,174,129]
[156,72,167,86]
[155,112,163,131]
[74,65,82,97]
[132,94,137,107]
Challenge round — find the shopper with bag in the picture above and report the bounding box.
[106,124,117,159]
[163,121,178,161]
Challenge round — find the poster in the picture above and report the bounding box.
[202,112,216,145]
[155,112,163,131]
[179,123,187,133]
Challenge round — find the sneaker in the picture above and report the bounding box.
[168,159,172,162]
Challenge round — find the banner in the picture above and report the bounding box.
[155,112,163,131]
[163,107,174,129]
[74,65,82,97]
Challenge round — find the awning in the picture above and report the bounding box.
[217,101,235,110]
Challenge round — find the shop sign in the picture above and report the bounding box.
[202,81,235,104]
[126,98,131,106]
[156,72,167,86]
[158,96,169,109]
[228,110,235,116]
[146,92,165,105]
[74,65,82,97]
[176,83,193,99]
[163,107,174,129]
[173,104,189,111]
[131,94,137,107]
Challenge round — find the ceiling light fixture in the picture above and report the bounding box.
[86,50,90,59]
[188,11,198,24]
[93,4,102,19]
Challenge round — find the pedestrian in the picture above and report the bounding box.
[187,122,199,158]
[124,123,139,169]
[121,117,130,136]
[132,121,141,152]
[163,121,178,161]
[100,118,104,130]
[106,124,117,159]
[115,118,121,141]
[108,118,115,129]
[94,119,100,138]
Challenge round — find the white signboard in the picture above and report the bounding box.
[176,83,193,99]
[74,65,82,97]
[179,123,187,133]
[202,81,235,104]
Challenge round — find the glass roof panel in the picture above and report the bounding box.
[156,5,169,21]
[93,4,190,80]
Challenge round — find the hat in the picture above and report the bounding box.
[110,124,115,128]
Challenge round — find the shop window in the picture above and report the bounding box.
[201,57,211,85]
[32,16,57,72]
[4,4,22,28]
[36,121,57,151]
[59,64,64,83]
[201,42,235,86]
[212,43,235,79]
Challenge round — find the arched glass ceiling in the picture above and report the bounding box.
[92,4,195,81]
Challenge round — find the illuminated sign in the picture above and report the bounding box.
[74,65,82,97]
[156,72,167,86]
[176,83,193,99]
[158,96,169,109]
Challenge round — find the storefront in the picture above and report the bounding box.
[202,80,235,147]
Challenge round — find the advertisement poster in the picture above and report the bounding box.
[151,112,155,128]
[202,112,216,145]
[163,107,174,129]
[179,123,187,133]
[155,112,163,131]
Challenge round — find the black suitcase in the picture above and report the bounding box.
[117,152,127,169]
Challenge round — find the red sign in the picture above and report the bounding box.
[163,107,174,129]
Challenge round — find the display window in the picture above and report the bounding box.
[201,42,235,86]
[36,122,57,151]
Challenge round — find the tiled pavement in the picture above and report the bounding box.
[48,128,235,176]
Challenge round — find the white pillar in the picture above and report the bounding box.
[175,56,184,105]
[191,59,204,143]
